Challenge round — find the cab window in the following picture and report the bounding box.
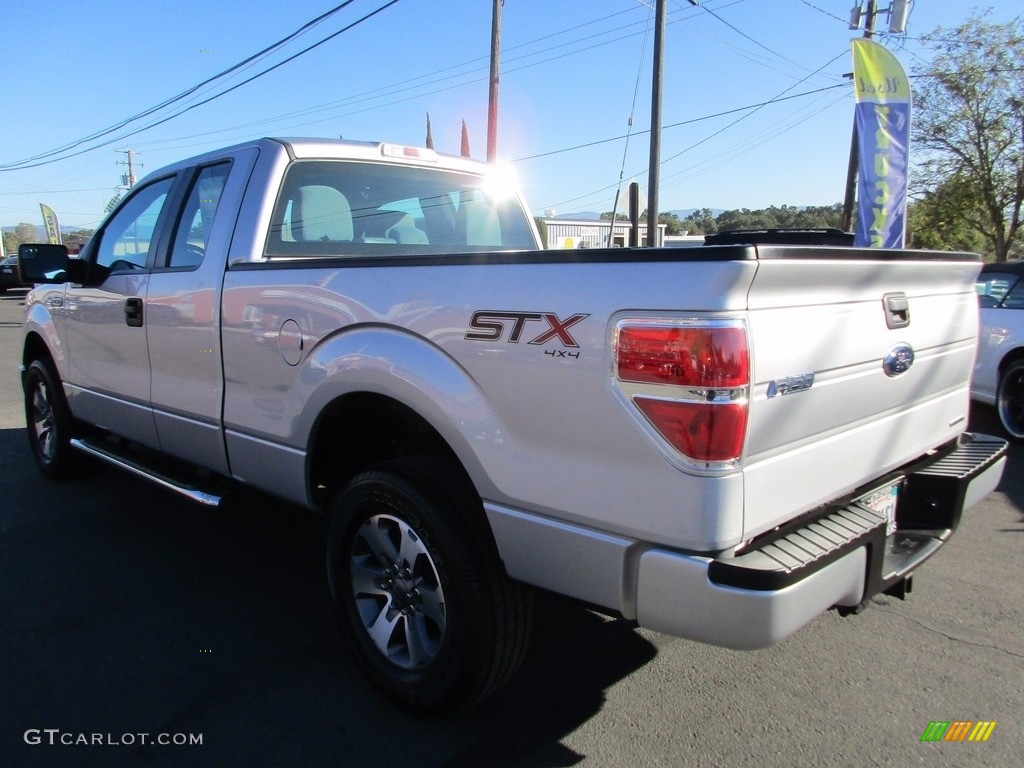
[265,160,536,258]
[167,163,231,269]
[96,177,175,272]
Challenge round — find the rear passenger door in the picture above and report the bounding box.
[146,149,257,474]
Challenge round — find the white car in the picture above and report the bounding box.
[973,261,1024,439]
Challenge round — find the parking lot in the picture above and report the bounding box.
[0,286,1021,768]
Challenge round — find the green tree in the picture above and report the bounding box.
[14,222,38,244]
[602,210,684,235]
[912,11,1024,262]
[658,212,683,236]
[908,175,989,255]
[716,208,775,230]
[2,230,18,256]
[680,208,718,235]
[2,223,43,257]
[792,204,844,229]
[533,217,548,249]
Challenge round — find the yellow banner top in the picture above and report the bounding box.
[851,38,911,104]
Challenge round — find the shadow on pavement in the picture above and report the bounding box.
[0,426,657,768]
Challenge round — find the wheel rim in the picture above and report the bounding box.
[349,513,446,670]
[30,378,57,462]
[999,366,1024,438]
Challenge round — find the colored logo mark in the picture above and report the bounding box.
[920,721,996,742]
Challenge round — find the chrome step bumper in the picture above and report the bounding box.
[634,433,1007,648]
[708,433,1007,593]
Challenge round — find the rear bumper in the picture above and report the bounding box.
[635,432,1007,649]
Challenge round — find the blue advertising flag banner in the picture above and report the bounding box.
[851,38,911,249]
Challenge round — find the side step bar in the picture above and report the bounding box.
[71,437,223,507]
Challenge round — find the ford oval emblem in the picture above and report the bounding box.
[883,344,915,377]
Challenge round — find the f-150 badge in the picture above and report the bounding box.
[767,372,815,398]
[466,311,589,348]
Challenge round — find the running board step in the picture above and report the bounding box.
[71,437,223,507]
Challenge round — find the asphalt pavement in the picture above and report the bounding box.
[0,287,1021,768]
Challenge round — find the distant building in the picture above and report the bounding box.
[663,235,705,247]
[541,218,666,249]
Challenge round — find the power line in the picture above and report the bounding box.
[527,80,848,213]
[513,82,847,164]
[1,1,361,170]
[606,0,657,242]
[0,0,400,172]
[694,1,810,73]
[59,1,741,160]
[798,0,851,27]
[657,50,847,169]
[95,8,680,158]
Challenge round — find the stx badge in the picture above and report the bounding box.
[466,311,589,348]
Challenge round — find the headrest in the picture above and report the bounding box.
[293,185,353,242]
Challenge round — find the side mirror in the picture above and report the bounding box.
[18,243,70,284]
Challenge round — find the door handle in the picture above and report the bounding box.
[124,297,144,327]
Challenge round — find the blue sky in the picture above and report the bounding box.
[0,0,1011,230]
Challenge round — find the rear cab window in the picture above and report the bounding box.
[265,160,536,258]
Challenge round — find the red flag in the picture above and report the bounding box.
[425,112,434,150]
[460,120,471,158]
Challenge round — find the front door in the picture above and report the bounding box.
[63,176,176,449]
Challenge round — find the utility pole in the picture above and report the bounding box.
[117,148,141,190]
[646,0,697,246]
[647,0,667,247]
[487,0,502,164]
[841,4,875,231]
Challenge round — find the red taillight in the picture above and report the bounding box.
[633,398,747,463]
[616,325,748,387]
[614,322,749,467]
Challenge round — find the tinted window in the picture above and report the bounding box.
[266,160,536,257]
[96,177,174,271]
[167,163,231,269]
[1002,279,1024,309]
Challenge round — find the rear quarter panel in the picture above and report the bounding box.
[220,257,757,551]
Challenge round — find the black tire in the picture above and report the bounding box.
[326,458,532,712]
[997,358,1024,441]
[23,358,77,479]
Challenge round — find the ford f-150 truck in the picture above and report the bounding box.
[18,138,1007,711]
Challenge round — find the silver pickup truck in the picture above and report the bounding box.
[18,138,1007,711]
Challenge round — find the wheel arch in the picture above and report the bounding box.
[22,330,52,369]
[998,346,1024,374]
[308,391,516,587]
[308,391,467,505]
[22,297,66,379]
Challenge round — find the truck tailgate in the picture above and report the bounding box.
[741,251,981,538]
